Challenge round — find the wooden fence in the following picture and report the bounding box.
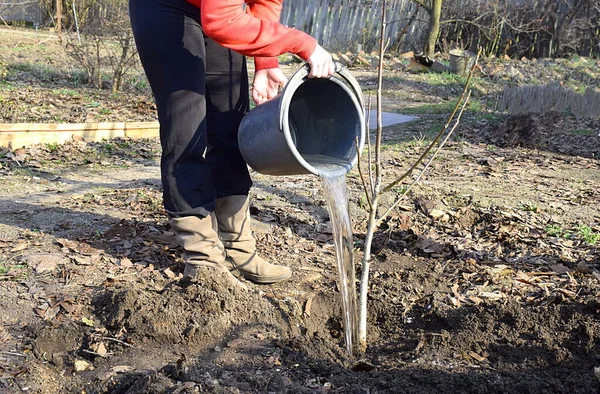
[0,0,43,25]
[280,0,428,53]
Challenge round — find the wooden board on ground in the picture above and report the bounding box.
[0,121,160,150]
[0,112,418,151]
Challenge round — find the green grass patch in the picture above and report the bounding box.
[0,80,15,90]
[45,142,62,154]
[420,72,469,87]
[545,224,567,237]
[519,202,538,212]
[11,167,35,177]
[572,128,594,136]
[7,62,88,85]
[478,113,505,126]
[10,44,46,52]
[577,225,599,245]
[399,97,486,115]
[0,261,28,280]
[52,88,79,96]
[127,74,150,92]
[86,100,102,108]
[402,101,457,115]
[382,135,433,151]
[8,62,62,79]
[545,223,599,244]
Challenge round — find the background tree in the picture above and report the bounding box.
[409,0,443,57]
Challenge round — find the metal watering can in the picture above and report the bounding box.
[238,63,365,178]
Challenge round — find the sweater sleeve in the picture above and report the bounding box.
[246,0,283,70]
[192,0,317,69]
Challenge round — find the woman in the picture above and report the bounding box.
[129,0,335,285]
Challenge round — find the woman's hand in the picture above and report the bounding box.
[307,44,335,78]
[252,68,288,105]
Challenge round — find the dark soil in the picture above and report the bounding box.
[1,27,599,394]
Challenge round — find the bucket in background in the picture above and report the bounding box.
[238,63,365,178]
[449,49,475,75]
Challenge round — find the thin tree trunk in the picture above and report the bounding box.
[358,0,386,354]
[424,0,442,57]
[56,0,62,38]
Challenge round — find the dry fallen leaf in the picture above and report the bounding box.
[25,253,65,274]
[9,241,29,253]
[93,342,108,356]
[163,267,176,279]
[468,350,488,362]
[74,359,92,372]
[119,257,133,268]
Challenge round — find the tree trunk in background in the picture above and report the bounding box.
[424,0,442,57]
[56,0,62,37]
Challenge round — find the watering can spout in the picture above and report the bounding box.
[238,62,365,178]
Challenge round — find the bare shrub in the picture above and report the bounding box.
[61,0,139,91]
[440,0,600,58]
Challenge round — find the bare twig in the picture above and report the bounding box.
[81,349,112,358]
[382,50,481,194]
[1,351,26,358]
[377,90,472,227]
[355,138,373,210]
[372,228,393,259]
[366,94,374,195]
[358,47,481,354]
[0,13,13,29]
[102,336,134,348]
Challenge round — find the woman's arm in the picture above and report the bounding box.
[197,0,316,65]
[245,0,283,70]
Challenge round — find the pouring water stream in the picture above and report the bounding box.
[312,159,358,355]
[322,175,358,355]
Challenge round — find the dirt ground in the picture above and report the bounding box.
[1,28,599,393]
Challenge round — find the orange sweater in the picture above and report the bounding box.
[186,0,317,70]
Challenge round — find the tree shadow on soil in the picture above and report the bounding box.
[0,174,176,270]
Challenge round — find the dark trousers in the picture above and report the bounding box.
[129,0,252,218]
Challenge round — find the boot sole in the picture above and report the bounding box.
[239,270,292,284]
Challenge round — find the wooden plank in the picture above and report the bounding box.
[0,122,127,133]
[0,121,160,150]
[124,121,160,131]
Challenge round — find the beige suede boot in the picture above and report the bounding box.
[215,195,291,284]
[169,214,246,289]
